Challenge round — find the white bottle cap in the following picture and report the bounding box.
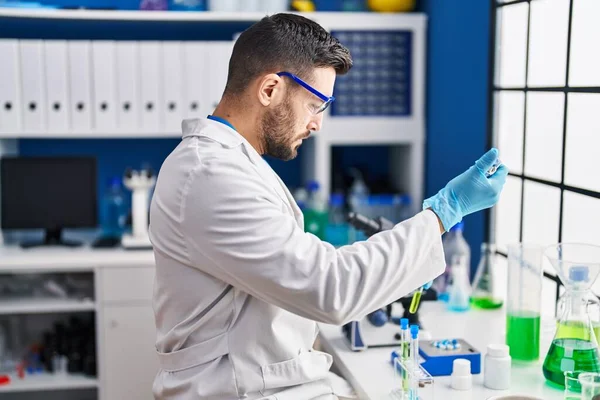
[451,358,472,390]
[487,344,510,358]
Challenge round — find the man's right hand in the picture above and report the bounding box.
[422,148,508,232]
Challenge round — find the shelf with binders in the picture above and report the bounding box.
[0,10,425,140]
[0,38,233,138]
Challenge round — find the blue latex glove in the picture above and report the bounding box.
[423,281,433,290]
[423,148,508,232]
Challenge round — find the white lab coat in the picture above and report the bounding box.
[149,118,446,400]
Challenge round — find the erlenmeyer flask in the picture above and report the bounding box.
[543,243,600,387]
[471,243,503,309]
[447,254,471,312]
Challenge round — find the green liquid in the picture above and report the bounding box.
[409,290,422,314]
[543,338,600,387]
[506,313,541,361]
[303,209,328,240]
[401,341,409,390]
[470,296,503,309]
[555,321,597,341]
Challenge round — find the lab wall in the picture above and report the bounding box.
[3,4,493,273]
[418,0,492,275]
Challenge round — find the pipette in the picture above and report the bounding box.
[409,286,424,314]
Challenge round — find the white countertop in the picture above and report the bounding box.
[318,302,563,400]
[0,245,155,271]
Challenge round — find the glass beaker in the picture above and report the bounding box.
[506,243,543,361]
[565,370,585,399]
[543,244,600,387]
[471,243,503,309]
[579,372,600,400]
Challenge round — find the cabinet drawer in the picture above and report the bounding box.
[101,267,155,303]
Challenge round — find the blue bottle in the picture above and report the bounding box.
[325,193,350,246]
[101,177,127,239]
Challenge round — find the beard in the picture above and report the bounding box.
[260,96,307,161]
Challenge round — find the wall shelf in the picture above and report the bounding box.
[0,298,95,315]
[0,8,426,23]
[0,372,98,393]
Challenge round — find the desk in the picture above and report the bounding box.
[318,302,564,400]
[0,245,157,400]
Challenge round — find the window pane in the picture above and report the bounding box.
[541,277,558,318]
[524,92,564,182]
[522,181,560,275]
[494,254,508,307]
[495,176,522,253]
[569,0,600,86]
[527,0,570,87]
[497,91,524,174]
[496,3,529,87]
[562,191,600,245]
[565,94,600,192]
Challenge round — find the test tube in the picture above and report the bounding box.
[485,158,502,177]
[410,325,420,400]
[400,318,410,360]
[400,318,410,391]
[409,287,424,314]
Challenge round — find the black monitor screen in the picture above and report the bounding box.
[1,157,97,230]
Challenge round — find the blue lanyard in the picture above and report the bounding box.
[207,115,236,131]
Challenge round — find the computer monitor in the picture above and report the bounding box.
[1,156,97,248]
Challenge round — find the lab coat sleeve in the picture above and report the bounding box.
[181,155,446,325]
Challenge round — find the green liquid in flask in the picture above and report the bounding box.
[543,338,600,387]
[470,296,503,309]
[506,313,540,361]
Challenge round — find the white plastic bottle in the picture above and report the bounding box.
[435,221,471,300]
[484,344,511,390]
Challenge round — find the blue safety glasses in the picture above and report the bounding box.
[277,71,335,114]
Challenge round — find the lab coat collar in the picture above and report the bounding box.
[182,118,303,224]
[181,118,244,149]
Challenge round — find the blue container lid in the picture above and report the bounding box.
[569,266,589,282]
[410,325,419,339]
[400,318,409,330]
[108,176,121,187]
[306,180,320,192]
[330,193,345,206]
[450,221,464,232]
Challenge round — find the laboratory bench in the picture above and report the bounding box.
[318,302,563,400]
[0,245,157,400]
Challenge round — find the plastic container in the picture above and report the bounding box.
[451,358,472,390]
[367,0,415,12]
[447,254,471,312]
[168,0,206,10]
[140,0,168,10]
[325,193,350,246]
[484,344,511,390]
[506,243,543,361]
[100,177,127,239]
[207,0,236,11]
[435,222,470,300]
[303,181,328,240]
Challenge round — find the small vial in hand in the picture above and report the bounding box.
[486,159,502,177]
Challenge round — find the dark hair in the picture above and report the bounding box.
[223,13,353,96]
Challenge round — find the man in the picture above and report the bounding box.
[149,13,508,400]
